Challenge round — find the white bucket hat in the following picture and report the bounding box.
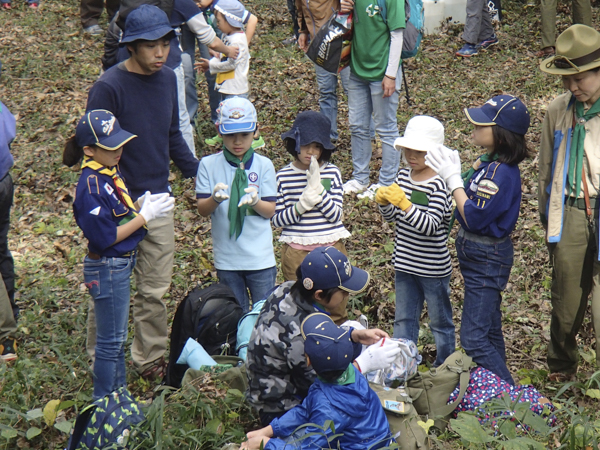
[394,115,444,153]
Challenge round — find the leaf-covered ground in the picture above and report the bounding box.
[1,0,600,447]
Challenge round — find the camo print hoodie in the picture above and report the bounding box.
[246,281,321,414]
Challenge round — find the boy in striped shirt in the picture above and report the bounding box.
[272,111,350,323]
[375,116,455,366]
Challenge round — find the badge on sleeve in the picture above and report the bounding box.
[89,206,101,215]
[477,179,499,196]
[104,183,114,195]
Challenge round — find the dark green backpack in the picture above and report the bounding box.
[66,387,145,450]
[406,350,473,432]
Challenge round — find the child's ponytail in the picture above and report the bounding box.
[63,135,84,167]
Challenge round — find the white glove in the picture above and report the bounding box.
[354,338,402,374]
[295,186,322,215]
[137,191,171,209]
[139,192,175,224]
[425,145,463,193]
[306,156,324,194]
[237,187,259,207]
[212,183,230,203]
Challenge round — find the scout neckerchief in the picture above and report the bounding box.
[222,148,254,239]
[447,153,499,234]
[81,157,138,214]
[568,97,600,198]
[318,363,356,386]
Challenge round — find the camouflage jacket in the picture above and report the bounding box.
[246,281,320,414]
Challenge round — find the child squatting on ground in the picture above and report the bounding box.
[241,312,393,450]
[375,115,455,366]
[195,97,277,312]
[65,110,175,399]
[426,95,531,385]
[271,111,351,324]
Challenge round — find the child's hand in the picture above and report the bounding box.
[194,58,210,73]
[208,49,221,59]
[387,183,412,211]
[238,187,259,207]
[296,186,322,214]
[212,183,230,203]
[374,186,390,205]
[139,191,175,224]
[306,156,323,194]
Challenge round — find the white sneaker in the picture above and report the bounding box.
[343,179,369,194]
[357,183,382,200]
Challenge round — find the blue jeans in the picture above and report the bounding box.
[456,231,515,384]
[394,271,455,366]
[174,63,196,156]
[347,69,401,186]
[217,266,277,312]
[84,255,136,399]
[315,65,375,142]
[199,43,220,124]
[179,25,199,124]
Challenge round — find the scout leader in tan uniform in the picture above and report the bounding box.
[538,24,600,382]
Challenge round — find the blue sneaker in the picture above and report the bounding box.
[456,43,479,57]
[479,34,499,49]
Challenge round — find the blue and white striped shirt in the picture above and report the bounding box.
[272,162,350,245]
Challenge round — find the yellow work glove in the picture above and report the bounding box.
[387,183,412,211]
[375,186,390,205]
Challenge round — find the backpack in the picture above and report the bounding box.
[406,350,473,432]
[236,299,266,361]
[369,383,430,450]
[165,283,244,389]
[66,387,145,450]
[377,0,424,59]
[115,0,174,30]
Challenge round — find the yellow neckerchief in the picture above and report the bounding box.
[81,157,137,214]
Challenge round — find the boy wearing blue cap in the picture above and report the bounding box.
[196,97,276,312]
[65,110,175,399]
[426,94,531,384]
[242,312,393,450]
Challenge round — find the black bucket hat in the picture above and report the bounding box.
[281,111,336,153]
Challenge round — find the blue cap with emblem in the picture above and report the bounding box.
[217,97,257,134]
[464,94,530,136]
[301,312,360,374]
[76,110,137,151]
[300,246,370,294]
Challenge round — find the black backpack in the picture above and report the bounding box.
[165,283,243,389]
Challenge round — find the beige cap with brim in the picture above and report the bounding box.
[540,24,600,75]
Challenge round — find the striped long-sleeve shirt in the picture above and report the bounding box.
[272,162,351,245]
[379,169,452,277]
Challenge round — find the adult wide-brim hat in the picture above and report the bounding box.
[540,24,600,75]
[121,4,175,45]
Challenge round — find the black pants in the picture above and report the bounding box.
[0,173,17,320]
[259,410,285,427]
[80,0,119,28]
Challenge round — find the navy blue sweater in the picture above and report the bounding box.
[86,63,199,199]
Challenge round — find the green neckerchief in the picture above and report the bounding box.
[568,98,600,198]
[223,148,254,239]
[318,363,356,386]
[448,153,498,235]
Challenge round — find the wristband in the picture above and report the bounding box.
[385,74,396,80]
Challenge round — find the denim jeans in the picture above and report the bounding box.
[199,43,220,124]
[456,231,515,384]
[347,69,401,186]
[179,25,199,125]
[174,63,196,156]
[217,266,277,313]
[394,271,455,366]
[84,255,136,399]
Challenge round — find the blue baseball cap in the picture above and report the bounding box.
[121,5,175,45]
[217,97,257,134]
[300,246,370,294]
[76,110,137,150]
[464,95,530,136]
[301,313,360,374]
[213,0,249,28]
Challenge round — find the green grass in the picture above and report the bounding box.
[1,0,600,447]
